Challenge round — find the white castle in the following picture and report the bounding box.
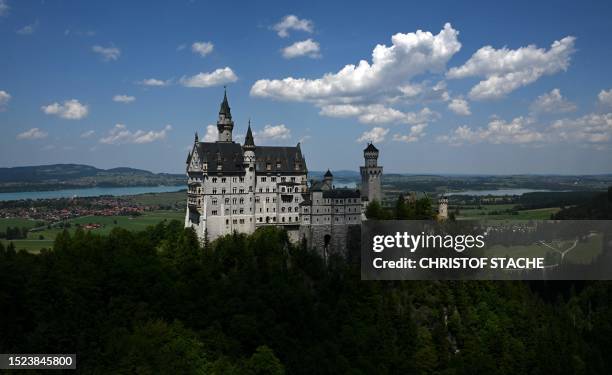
[185,91,382,252]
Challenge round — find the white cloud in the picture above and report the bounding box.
[0,90,11,111]
[16,20,38,35]
[92,45,121,61]
[392,123,428,143]
[272,15,314,38]
[447,36,576,100]
[80,130,95,138]
[41,99,89,120]
[598,89,612,107]
[180,67,238,88]
[0,0,8,17]
[254,124,291,142]
[357,127,389,143]
[530,88,576,114]
[320,104,438,125]
[448,98,471,116]
[17,128,48,140]
[282,39,320,59]
[203,124,217,142]
[191,41,214,57]
[551,113,612,144]
[100,124,172,145]
[437,117,544,145]
[113,94,136,103]
[138,78,170,87]
[252,23,461,103]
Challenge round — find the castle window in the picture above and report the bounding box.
[233,219,237,224]
[233,187,237,194]
[239,208,244,214]
[239,188,244,194]
[289,217,292,222]
[225,198,230,204]
[249,186,253,192]
[225,209,229,215]
[266,188,269,192]
[262,177,267,182]
[266,163,272,171]
[212,189,217,194]
[281,207,285,213]
[276,162,281,169]
[211,210,218,215]
[233,198,237,204]
[255,196,260,203]
[239,177,244,183]
[266,197,270,203]
[240,198,244,204]
[240,219,244,224]
[281,187,286,193]
[212,177,217,183]
[291,177,296,182]
[232,177,237,183]
[226,219,229,225]
[271,177,276,182]
[221,178,227,183]
[222,188,226,194]
[281,177,286,182]
[212,199,217,205]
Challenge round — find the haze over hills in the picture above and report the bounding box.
[0,164,185,193]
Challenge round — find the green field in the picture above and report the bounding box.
[456,204,560,220]
[1,210,184,253]
[128,191,186,206]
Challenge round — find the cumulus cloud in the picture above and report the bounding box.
[203,124,217,142]
[529,88,576,114]
[92,45,121,61]
[17,128,48,140]
[252,23,461,103]
[320,104,438,125]
[282,39,320,59]
[438,117,544,145]
[357,127,389,143]
[180,67,238,88]
[551,113,612,144]
[254,124,291,142]
[392,123,428,143]
[447,36,576,100]
[41,99,89,120]
[138,78,170,87]
[0,90,11,111]
[0,0,8,17]
[191,41,214,57]
[113,94,136,103]
[598,89,612,108]
[100,124,172,145]
[272,15,313,38]
[16,20,38,35]
[80,130,95,138]
[448,98,471,116]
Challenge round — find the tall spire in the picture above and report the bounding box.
[219,86,231,119]
[194,131,199,143]
[244,119,255,149]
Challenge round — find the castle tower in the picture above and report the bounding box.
[217,88,234,142]
[438,196,449,221]
[360,143,383,204]
[322,169,333,190]
[243,121,256,232]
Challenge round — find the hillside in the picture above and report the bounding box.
[0,164,186,192]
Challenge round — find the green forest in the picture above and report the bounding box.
[2,217,612,374]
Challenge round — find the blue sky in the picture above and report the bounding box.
[1,0,612,174]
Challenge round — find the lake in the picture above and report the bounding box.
[446,189,553,197]
[0,185,186,201]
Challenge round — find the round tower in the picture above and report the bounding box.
[243,121,256,232]
[360,143,383,204]
[217,88,234,142]
[438,196,449,220]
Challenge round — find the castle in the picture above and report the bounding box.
[185,91,383,254]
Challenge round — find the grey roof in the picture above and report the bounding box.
[364,143,378,152]
[255,146,306,174]
[193,142,244,172]
[323,189,361,199]
[219,90,232,119]
[324,169,333,177]
[244,123,255,148]
[187,142,307,174]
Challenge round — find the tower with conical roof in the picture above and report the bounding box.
[360,143,383,204]
[217,88,234,142]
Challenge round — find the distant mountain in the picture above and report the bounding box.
[0,164,185,192]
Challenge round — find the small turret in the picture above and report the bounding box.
[244,120,255,150]
[322,169,333,190]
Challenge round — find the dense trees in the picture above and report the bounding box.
[1,222,612,373]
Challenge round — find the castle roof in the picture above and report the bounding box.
[324,169,333,177]
[219,89,232,119]
[364,143,378,152]
[187,142,306,174]
[323,189,361,199]
[244,122,255,148]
